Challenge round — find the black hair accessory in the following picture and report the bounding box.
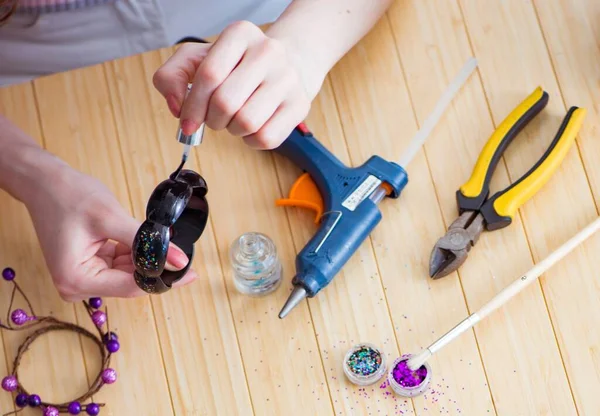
[132,162,209,294]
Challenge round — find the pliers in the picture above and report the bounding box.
[429,87,586,279]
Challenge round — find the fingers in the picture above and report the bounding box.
[153,43,211,117]
[98,212,139,249]
[164,243,189,271]
[204,45,273,130]
[226,71,291,137]
[179,21,264,134]
[64,266,199,301]
[57,259,199,301]
[101,212,190,270]
[243,97,310,149]
[65,211,196,300]
[156,19,316,149]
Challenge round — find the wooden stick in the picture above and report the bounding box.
[407,215,600,371]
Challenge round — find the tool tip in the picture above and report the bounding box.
[428,265,444,279]
[407,349,432,371]
[278,286,307,319]
[428,245,457,279]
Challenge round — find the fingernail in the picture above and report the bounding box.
[166,95,181,117]
[165,244,188,271]
[181,119,200,135]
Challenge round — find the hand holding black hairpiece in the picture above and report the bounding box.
[0,267,118,416]
[132,161,209,294]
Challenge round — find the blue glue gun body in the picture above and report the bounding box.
[273,124,408,298]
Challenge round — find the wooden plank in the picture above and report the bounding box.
[531,0,600,413]
[190,137,333,416]
[459,0,598,414]
[328,16,494,414]
[388,1,576,414]
[0,83,91,415]
[32,66,175,415]
[104,49,254,416]
[167,73,335,416]
[273,77,413,415]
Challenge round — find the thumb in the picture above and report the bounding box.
[99,211,140,249]
[152,43,212,117]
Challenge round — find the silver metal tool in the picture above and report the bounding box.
[176,83,205,162]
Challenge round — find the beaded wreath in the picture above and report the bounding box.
[0,267,118,415]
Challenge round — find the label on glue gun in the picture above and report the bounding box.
[342,175,382,211]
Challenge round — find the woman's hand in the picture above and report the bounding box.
[153,20,326,149]
[26,164,197,301]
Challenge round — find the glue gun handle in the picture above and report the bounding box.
[273,127,344,211]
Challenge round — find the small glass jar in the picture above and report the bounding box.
[343,343,387,386]
[387,355,432,397]
[229,232,282,296]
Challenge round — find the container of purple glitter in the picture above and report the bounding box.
[387,355,431,397]
[343,343,387,386]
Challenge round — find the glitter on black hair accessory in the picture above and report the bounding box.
[0,267,118,415]
[132,165,209,294]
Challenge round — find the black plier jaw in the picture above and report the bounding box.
[429,87,587,278]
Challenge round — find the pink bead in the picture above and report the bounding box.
[1,375,17,392]
[10,309,31,326]
[101,368,117,384]
[43,406,60,416]
[91,311,106,327]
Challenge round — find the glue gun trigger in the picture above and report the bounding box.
[275,172,324,224]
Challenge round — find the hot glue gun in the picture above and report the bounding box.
[273,124,406,318]
[272,57,478,319]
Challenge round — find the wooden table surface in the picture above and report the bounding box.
[1,1,600,415]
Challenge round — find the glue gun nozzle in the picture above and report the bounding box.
[278,286,307,319]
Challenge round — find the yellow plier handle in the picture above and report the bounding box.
[457,87,586,231]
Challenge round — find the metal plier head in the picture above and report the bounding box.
[429,211,485,279]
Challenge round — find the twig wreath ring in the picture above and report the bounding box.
[132,166,209,294]
[1,267,118,415]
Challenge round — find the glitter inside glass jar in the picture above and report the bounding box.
[229,232,282,296]
[343,343,387,386]
[388,355,431,397]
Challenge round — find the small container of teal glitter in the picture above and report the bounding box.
[343,343,387,386]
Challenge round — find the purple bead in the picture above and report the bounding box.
[1,375,17,392]
[91,311,106,327]
[10,309,30,326]
[68,401,81,414]
[89,297,102,309]
[102,332,118,343]
[86,403,100,415]
[44,406,60,416]
[15,393,28,407]
[2,267,15,281]
[28,394,41,407]
[101,368,117,384]
[106,339,120,353]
